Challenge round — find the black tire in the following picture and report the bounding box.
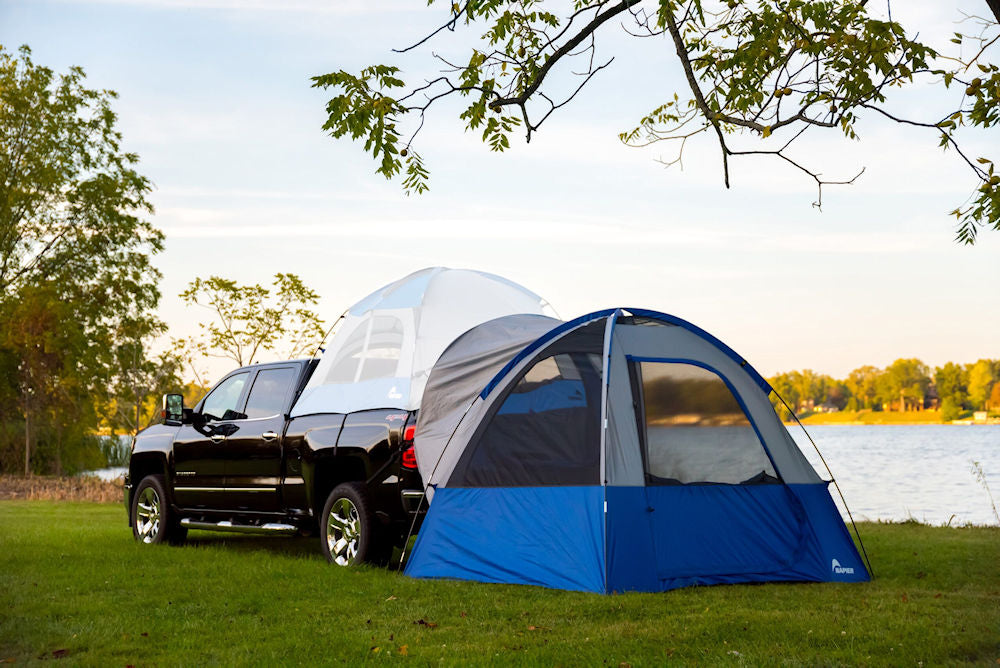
[131,475,186,546]
[320,482,388,566]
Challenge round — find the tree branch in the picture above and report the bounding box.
[489,0,641,109]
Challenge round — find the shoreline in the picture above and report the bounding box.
[782,408,1000,427]
[790,418,1000,426]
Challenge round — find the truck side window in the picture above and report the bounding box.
[201,372,249,421]
[244,367,298,419]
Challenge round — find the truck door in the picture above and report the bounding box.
[223,366,299,512]
[173,371,251,508]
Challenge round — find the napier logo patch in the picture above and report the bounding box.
[831,558,855,575]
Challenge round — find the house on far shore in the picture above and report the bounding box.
[974,411,988,423]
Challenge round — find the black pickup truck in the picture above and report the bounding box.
[124,359,424,565]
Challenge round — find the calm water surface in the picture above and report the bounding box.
[791,425,1000,526]
[85,426,999,525]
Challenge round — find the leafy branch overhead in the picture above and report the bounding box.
[312,0,999,243]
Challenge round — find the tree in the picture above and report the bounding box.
[967,358,998,409]
[934,361,969,409]
[845,364,880,410]
[1,45,163,295]
[825,379,849,410]
[790,369,827,411]
[768,371,799,420]
[940,396,963,421]
[0,45,165,474]
[880,358,930,411]
[101,317,183,438]
[314,1,999,243]
[768,369,842,414]
[2,287,76,474]
[988,381,1000,412]
[179,273,327,369]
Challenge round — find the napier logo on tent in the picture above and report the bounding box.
[387,386,403,399]
[831,558,855,575]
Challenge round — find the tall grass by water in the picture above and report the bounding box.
[0,475,122,503]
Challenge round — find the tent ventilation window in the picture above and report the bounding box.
[633,361,779,485]
[324,316,404,384]
[455,352,603,487]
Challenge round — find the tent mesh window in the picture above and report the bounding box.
[325,316,404,383]
[634,361,780,485]
[454,351,604,487]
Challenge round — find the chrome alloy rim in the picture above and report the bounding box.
[135,486,161,543]
[326,498,361,566]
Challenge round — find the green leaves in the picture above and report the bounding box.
[312,65,408,185]
[179,273,326,368]
[1,44,167,471]
[401,152,430,195]
[953,158,998,245]
[312,1,997,243]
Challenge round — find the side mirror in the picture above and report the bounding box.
[162,393,185,424]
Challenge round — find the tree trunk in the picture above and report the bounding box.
[23,406,31,477]
[899,390,906,412]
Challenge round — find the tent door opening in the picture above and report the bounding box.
[628,358,808,579]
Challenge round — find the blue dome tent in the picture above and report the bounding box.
[406,309,870,593]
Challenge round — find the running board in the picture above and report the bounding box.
[180,519,298,535]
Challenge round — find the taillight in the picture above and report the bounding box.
[401,424,417,469]
[401,447,418,469]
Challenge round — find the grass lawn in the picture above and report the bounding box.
[798,410,948,425]
[1,502,998,665]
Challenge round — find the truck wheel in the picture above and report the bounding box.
[131,475,186,546]
[320,482,386,566]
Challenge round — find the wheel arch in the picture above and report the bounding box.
[307,450,371,518]
[127,452,169,523]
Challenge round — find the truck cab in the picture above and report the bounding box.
[125,359,424,565]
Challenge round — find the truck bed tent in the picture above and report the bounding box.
[407,309,869,593]
[291,267,554,416]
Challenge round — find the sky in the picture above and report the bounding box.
[2,0,998,382]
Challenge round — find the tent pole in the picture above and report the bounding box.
[775,391,875,578]
[598,311,620,594]
[396,397,481,571]
[310,308,348,358]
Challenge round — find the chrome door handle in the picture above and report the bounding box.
[261,431,278,441]
[210,434,227,443]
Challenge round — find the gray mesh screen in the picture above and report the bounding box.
[636,361,779,485]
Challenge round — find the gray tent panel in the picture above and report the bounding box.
[419,316,608,492]
[609,322,821,485]
[414,314,562,494]
[604,325,645,485]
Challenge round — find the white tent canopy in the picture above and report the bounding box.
[291,267,554,416]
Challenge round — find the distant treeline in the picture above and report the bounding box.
[768,358,1000,421]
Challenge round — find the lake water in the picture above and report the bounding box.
[81,466,127,482]
[790,425,1000,526]
[83,425,1000,526]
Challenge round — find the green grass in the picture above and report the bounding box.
[799,409,948,425]
[1,502,998,665]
